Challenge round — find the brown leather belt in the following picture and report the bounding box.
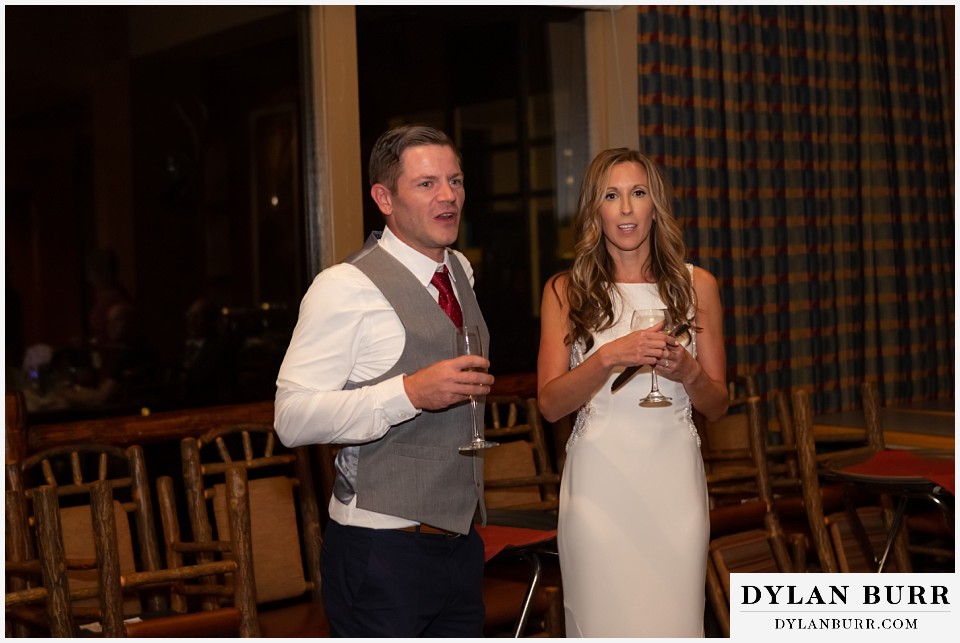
[397,524,463,538]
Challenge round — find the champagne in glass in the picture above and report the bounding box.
[457,326,498,451]
[631,309,672,407]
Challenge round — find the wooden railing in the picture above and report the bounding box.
[5,390,274,464]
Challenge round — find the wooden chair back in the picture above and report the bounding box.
[704,392,808,637]
[180,424,328,636]
[482,396,560,511]
[698,375,761,506]
[705,526,806,637]
[7,440,256,637]
[739,395,805,570]
[9,443,165,623]
[128,467,260,637]
[795,384,884,467]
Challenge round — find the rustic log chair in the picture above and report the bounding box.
[483,395,561,512]
[719,387,895,573]
[8,441,255,637]
[709,388,852,573]
[178,424,329,637]
[480,396,564,638]
[703,394,808,638]
[698,376,808,544]
[697,374,764,507]
[705,525,808,638]
[96,465,259,637]
[791,386,912,573]
[5,485,76,637]
[7,443,167,631]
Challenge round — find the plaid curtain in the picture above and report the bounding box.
[637,5,954,413]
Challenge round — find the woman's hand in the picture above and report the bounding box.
[655,336,697,384]
[656,266,729,422]
[601,321,670,370]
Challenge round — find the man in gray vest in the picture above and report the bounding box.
[275,124,494,636]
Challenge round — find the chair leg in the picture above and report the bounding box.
[544,586,564,638]
[704,558,729,638]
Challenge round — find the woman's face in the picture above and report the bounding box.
[598,161,655,256]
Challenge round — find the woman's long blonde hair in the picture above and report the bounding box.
[561,148,694,351]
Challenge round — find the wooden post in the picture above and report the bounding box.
[181,437,218,611]
[704,557,730,637]
[861,382,886,451]
[156,475,188,614]
[294,446,324,601]
[5,390,28,465]
[225,466,260,637]
[774,391,799,479]
[6,489,33,637]
[746,396,793,572]
[91,480,127,637]
[127,445,165,613]
[32,485,77,637]
[792,389,840,573]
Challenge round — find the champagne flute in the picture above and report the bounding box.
[631,309,672,407]
[457,325,499,452]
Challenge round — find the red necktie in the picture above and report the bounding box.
[430,266,463,328]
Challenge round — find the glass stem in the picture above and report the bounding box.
[650,369,662,393]
[469,396,481,441]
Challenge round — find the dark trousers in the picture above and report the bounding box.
[321,520,485,637]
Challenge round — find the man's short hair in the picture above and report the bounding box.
[368,124,461,191]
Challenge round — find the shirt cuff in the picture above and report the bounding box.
[380,373,420,425]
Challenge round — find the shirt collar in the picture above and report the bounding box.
[379,227,455,287]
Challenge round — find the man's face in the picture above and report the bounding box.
[372,144,464,262]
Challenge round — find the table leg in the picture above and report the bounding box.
[924,489,955,537]
[512,552,542,638]
[876,496,908,573]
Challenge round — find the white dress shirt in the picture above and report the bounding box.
[274,227,474,528]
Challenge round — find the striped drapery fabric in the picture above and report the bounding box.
[636,5,954,413]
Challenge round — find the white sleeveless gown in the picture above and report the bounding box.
[558,282,709,637]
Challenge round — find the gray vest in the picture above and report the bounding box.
[333,233,489,534]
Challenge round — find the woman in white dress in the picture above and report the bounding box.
[538,149,729,637]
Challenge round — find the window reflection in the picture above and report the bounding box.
[6,6,305,421]
[6,5,590,422]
